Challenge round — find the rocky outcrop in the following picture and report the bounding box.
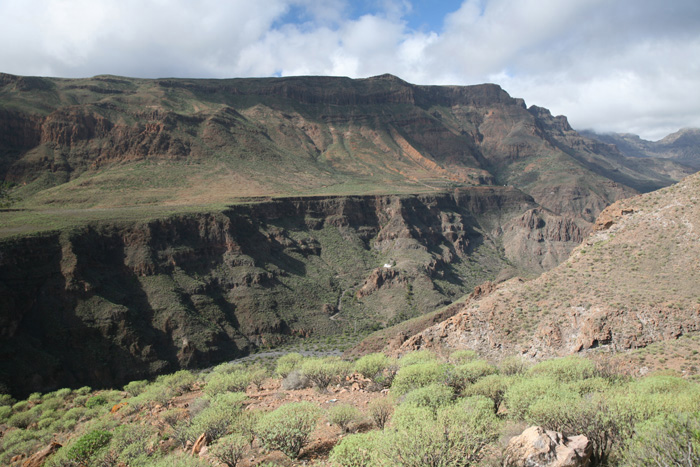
[0,188,585,396]
[394,173,700,362]
[504,426,592,467]
[22,441,61,467]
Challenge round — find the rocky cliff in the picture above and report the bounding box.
[0,187,583,395]
[393,172,700,361]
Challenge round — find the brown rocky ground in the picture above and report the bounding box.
[389,172,700,365]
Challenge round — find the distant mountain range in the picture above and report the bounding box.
[581,128,700,168]
[0,72,695,228]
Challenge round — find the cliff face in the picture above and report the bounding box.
[0,187,582,395]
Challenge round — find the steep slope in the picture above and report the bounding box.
[0,72,687,228]
[582,128,700,169]
[0,187,584,395]
[394,172,700,360]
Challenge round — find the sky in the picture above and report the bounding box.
[1,0,699,140]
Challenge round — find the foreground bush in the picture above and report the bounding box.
[204,370,252,396]
[354,352,391,380]
[300,357,352,391]
[527,355,597,382]
[386,396,499,466]
[209,433,248,467]
[391,362,448,395]
[255,401,320,459]
[401,383,454,416]
[48,429,112,466]
[329,431,384,467]
[327,403,363,433]
[275,352,304,378]
[368,397,394,430]
[621,412,700,466]
[109,423,159,466]
[187,392,247,442]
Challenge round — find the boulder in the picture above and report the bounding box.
[504,426,592,467]
[23,441,61,467]
[191,433,208,456]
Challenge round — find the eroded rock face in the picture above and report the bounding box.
[0,189,583,396]
[504,426,592,467]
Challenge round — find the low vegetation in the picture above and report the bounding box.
[0,349,699,466]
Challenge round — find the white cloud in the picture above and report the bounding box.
[0,0,699,139]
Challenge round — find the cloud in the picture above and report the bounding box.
[0,0,699,139]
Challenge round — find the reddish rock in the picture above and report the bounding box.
[192,433,208,456]
[22,442,61,467]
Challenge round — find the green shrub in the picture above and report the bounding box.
[397,350,439,367]
[0,405,12,422]
[123,380,149,397]
[354,353,391,380]
[61,406,86,424]
[527,356,597,382]
[327,403,363,433]
[85,395,108,409]
[234,410,261,448]
[209,433,248,467]
[255,401,320,459]
[368,397,394,430]
[156,370,196,395]
[148,452,210,467]
[247,365,268,389]
[498,356,530,375]
[109,423,158,465]
[401,383,454,416]
[275,352,304,378]
[187,392,247,442]
[464,374,513,410]
[50,430,112,466]
[300,357,352,391]
[0,393,15,406]
[44,388,72,401]
[204,370,252,396]
[503,376,558,420]
[621,412,700,466]
[329,430,384,467]
[386,396,499,466]
[449,349,478,364]
[391,362,448,395]
[12,400,29,412]
[75,386,92,396]
[8,410,38,429]
[40,397,63,412]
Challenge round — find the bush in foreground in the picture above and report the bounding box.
[327,403,363,433]
[621,412,700,466]
[209,433,248,467]
[300,357,352,391]
[255,401,320,459]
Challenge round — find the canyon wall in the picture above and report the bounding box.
[0,188,582,395]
